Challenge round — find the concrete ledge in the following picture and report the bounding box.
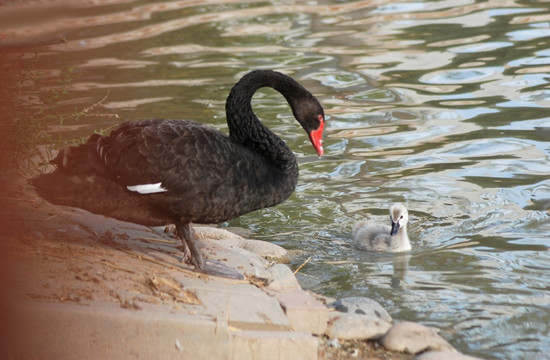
[267,288,328,335]
[170,276,291,331]
[12,302,229,360]
[230,330,318,360]
[11,300,320,360]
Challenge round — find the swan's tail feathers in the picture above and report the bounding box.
[50,134,103,175]
[32,133,110,206]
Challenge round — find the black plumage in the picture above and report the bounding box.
[33,70,325,279]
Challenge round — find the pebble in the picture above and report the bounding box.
[326,338,341,349]
[380,321,455,354]
[329,297,392,323]
[326,312,391,340]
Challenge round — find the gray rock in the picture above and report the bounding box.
[381,321,455,354]
[193,226,243,240]
[194,226,288,260]
[414,350,483,360]
[266,263,301,290]
[224,226,252,238]
[200,239,271,278]
[326,312,391,340]
[239,239,288,260]
[329,297,392,323]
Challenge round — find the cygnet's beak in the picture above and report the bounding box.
[390,221,400,236]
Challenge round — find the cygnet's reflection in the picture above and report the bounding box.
[354,251,411,289]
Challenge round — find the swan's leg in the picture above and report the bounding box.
[176,222,205,269]
[179,233,191,262]
[175,222,244,280]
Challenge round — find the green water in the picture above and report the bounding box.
[6,0,550,358]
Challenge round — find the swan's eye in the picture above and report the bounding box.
[318,114,324,123]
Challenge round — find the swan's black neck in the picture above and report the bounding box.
[225,70,309,170]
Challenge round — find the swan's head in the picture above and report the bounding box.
[389,204,408,236]
[291,92,325,157]
[254,69,325,157]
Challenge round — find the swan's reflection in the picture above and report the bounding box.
[354,251,411,288]
[391,253,411,288]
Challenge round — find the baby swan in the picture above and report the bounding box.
[352,204,411,252]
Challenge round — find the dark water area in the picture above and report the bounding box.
[3,0,550,358]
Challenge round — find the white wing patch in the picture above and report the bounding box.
[127,182,168,194]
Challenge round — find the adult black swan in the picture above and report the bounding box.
[33,70,325,279]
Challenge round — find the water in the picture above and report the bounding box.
[6,0,550,358]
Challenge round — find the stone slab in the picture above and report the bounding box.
[267,288,328,335]
[266,263,302,290]
[10,302,229,360]
[196,285,290,331]
[201,239,272,279]
[230,330,318,360]
[194,226,288,260]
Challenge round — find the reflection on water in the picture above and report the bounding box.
[4,0,550,358]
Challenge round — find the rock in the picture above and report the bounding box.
[200,239,271,278]
[380,321,455,354]
[224,226,252,238]
[195,226,288,261]
[267,288,328,335]
[414,350,483,360]
[326,312,391,340]
[239,239,288,260]
[265,263,301,290]
[329,297,392,323]
[193,226,243,240]
[326,297,392,341]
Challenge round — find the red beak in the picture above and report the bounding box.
[308,117,324,157]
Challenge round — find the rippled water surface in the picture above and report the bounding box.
[6,0,550,358]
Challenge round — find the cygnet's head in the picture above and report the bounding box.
[389,204,408,236]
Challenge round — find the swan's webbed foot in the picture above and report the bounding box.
[201,259,244,279]
[175,222,244,280]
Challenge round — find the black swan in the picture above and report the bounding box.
[33,69,325,279]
